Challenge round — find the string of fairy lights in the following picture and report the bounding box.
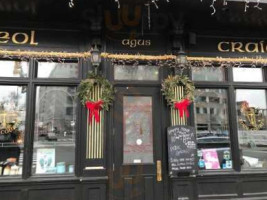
[1,49,267,68]
[68,0,265,14]
[201,0,264,15]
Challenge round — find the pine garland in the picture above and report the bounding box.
[162,75,195,107]
[77,72,114,111]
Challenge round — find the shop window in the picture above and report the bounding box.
[0,61,29,78]
[123,96,153,164]
[32,86,76,175]
[192,67,225,81]
[114,64,159,81]
[233,67,263,82]
[194,89,232,170]
[37,62,79,78]
[236,89,267,169]
[0,86,27,176]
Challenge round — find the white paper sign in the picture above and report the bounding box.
[36,148,55,174]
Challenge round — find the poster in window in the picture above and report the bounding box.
[202,149,220,169]
[36,148,55,174]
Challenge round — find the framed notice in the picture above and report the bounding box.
[36,148,55,174]
[202,149,220,170]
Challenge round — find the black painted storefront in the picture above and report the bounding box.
[1,1,267,199]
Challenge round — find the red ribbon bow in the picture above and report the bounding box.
[86,100,103,123]
[174,99,191,118]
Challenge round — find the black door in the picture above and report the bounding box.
[111,86,164,200]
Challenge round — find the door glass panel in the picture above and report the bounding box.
[114,65,159,81]
[236,89,267,169]
[123,96,153,164]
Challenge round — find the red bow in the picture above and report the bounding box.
[86,100,103,123]
[174,99,191,118]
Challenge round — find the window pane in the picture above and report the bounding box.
[33,86,76,175]
[194,89,232,170]
[192,67,225,81]
[123,96,153,164]
[0,86,27,176]
[114,65,159,81]
[37,62,79,78]
[0,61,28,78]
[233,68,263,82]
[236,89,267,169]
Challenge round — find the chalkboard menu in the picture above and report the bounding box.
[167,125,197,176]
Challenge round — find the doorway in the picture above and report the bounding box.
[111,86,165,200]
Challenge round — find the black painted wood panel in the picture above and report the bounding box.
[144,177,154,200]
[124,177,133,200]
[28,188,75,200]
[0,190,20,200]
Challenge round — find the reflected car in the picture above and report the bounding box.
[46,132,57,141]
[197,136,230,144]
[239,130,267,147]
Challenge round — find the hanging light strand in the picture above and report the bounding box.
[210,0,217,15]
[69,0,74,8]
[200,0,264,14]
[254,0,262,10]
[115,0,120,9]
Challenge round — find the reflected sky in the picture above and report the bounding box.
[0,61,28,77]
[233,68,263,82]
[37,62,78,78]
[236,89,266,109]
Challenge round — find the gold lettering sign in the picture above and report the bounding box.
[0,30,38,46]
[218,41,265,53]
[122,39,151,48]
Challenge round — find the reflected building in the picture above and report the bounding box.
[35,63,77,140]
[194,89,229,138]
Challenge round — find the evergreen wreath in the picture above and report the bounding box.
[162,75,195,107]
[78,72,114,111]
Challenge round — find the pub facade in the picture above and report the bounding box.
[0,0,267,200]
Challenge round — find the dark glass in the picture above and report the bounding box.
[0,61,28,78]
[37,62,79,78]
[236,89,267,169]
[194,89,232,170]
[233,68,263,82]
[192,67,225,81]
[33,86,76,175]
[114,65,159,81]
[0,86,27,176]
[123,96,153,164]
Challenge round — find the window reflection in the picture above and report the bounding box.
[233,68,263,82]
[236,89,267,169]
[114,65,159,81]
[0,61,28,78]
[194,89,232,170]
[192,67,225,82]
[0,86,27,176]
[33,86,76,175]
[37,62,79,78]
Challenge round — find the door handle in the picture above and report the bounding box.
[157,160,162,182]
